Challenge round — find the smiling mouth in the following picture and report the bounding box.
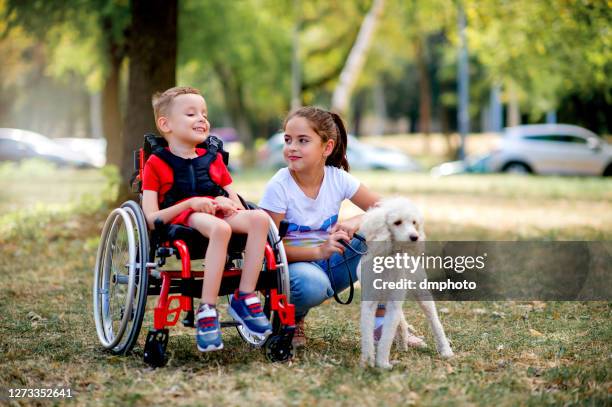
[194,127,207,133]
[288,156,301,161]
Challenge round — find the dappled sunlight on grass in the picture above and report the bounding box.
[0,163,610,405]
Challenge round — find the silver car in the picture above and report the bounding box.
[0,128,93,168]
[258,132,421,171]
[488,124,612,176]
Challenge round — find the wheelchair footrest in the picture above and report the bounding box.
[270,289,296,326]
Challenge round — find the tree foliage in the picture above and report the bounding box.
[465,0,611,115]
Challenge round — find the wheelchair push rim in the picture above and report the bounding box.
[93,207,138,350]
[115,201,149,353]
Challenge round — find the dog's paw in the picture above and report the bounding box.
[405,335,427,349]
[360,354,375,368]
[376,359,398,370]
[439,348,454,359]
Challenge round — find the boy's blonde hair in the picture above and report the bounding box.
[152,86,203,134]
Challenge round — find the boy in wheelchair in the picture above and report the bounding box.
[142,86,272,352]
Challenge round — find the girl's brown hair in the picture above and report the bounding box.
[283,106,350,171]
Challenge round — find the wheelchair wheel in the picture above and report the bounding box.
[93,201,149,354]
[233,217,291,347]
[116,201,149,354]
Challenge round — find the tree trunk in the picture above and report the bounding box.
[373,78,387,136]
[290,0,302,110]
[415,37,432,153]
[440,105,457,159]
[352,90,366,137]
[331,0,385,115]
[213,62,255,167]
[102,48,123,168]
[507,84,521,127]
[119,0,177,200]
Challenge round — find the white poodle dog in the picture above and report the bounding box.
[358,197,454,369]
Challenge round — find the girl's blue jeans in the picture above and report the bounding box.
[288,236,367,320]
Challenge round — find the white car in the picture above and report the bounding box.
[0,128,94,168]
[258,133,421,172]
[55,137,107,168]
[487,124,612,176]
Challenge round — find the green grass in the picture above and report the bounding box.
[0,161,611,405]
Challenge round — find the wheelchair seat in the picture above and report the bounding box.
[151,222,248,260]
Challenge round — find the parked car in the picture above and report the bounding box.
[55,137,106,168]
[258,132,421,171]
[210,128,243,171]
[430,154,493,177]
[0,128,94,168]
[488,124,612,176]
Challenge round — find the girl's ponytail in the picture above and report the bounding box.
[327,112,350,172]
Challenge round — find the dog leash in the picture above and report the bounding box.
[327,234,367,305]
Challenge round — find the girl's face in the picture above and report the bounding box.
[283,116,334,172]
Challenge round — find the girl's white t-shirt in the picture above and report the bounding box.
[259,166,360,247]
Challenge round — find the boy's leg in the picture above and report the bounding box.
[223,209,269,292]
[223,209,272,337]
[188,213,232,304]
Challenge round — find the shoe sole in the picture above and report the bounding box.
[197,342,224,352]
[228,306,272,339]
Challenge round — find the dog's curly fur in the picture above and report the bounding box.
[359,197,454,369]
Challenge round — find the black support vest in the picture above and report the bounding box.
[150,135,229,209]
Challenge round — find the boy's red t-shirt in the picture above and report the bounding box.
[142,147,233,224]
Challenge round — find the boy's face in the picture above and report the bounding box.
[158,93,210,145]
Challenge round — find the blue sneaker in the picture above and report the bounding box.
[195,303,223,352]
[228,291,272,338]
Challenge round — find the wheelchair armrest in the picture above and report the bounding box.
[278,220,289,239]
[154,218,166,232]
[237,194,258,210]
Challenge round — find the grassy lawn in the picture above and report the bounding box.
[1,161,610,406]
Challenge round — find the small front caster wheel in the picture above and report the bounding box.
[264,334,293,362]
[143,329,169,367]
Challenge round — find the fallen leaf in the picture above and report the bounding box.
[529,328,544,337]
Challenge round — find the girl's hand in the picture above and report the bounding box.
[330,217,361,240]
[318,230,351,259]
[189,197,217,215]
[214,196,240,217]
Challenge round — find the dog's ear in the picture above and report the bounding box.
[418,214,426,240]
[360,206,392,242]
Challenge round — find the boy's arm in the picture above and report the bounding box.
[222,185,246,210]
[142,191,212,229]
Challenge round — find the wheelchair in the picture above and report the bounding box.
[92,134,295,367]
